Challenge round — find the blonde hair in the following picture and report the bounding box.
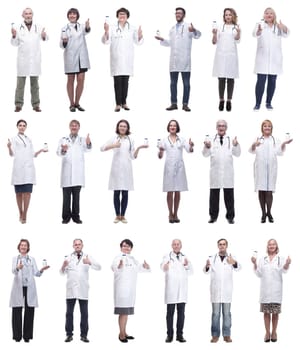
[223,8,238,25]
[264,7,277,25]
[267,239,279,254]
[261,119,273,134]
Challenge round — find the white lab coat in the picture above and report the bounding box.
[253,23,289,75]
[249,136,283,191]
[160,136,191,192]
[161,22,201,72]
[202,134,241,188]
[57,135,91,188]
[9,255,42,307]
[204,254,240,303]
[101,136,135,190]
[212,24,240,78]
[102,22,143,76]
[112,253,149,308]
[60,22,90,73]
[11,22,48,76]
[255,254,288,304]
[10,134,36,185]
[161,252,193,304]
[61,252,101,300]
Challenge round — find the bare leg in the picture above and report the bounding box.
[16,193,23,221]
[271,314,279,340]
[75,72,85,106]
[22,193,31,223]
[67,74,75,106]
[173,191,181,220]
[263,313,271,340]
[167,192,174,220]
[118,315,128,339]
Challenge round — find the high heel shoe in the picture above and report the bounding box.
[267,214,274,223]
[261,214,266,223]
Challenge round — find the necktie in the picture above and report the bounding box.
[220,136,223,145]
[176,254,180,260]
[77,253,81,260]
[75,24,78,31]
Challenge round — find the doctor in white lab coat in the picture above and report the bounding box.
[7,119,47,224]
[203,120,240,224]
[251,239,291,342]
[11,7,48,112]
[212,8,240,112]
[9,239,49,342]
[155,7,201,111]
[102,7,143,111]
[249,119,292,223]
[60,8,91,111]
[57,119,91,224]
[204,238,240,343]
[161,239,193,343]
[60,239,101,343]
[111,239,150,343]
[253,8,289,110]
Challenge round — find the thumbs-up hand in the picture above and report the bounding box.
[41,28,47,40]
[143,260,150,269]
[86,18,90,30]
[83,255,91,265]
[118,259,124,269]
[163,261,170,271]
[86,133,91,145]
[227,254,236,265]
[138,25,143,40]
[232,136,238,146]
[11,27,17,37]
[189,23,195,32]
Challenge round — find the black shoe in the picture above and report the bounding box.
[182,104,191,112]
[261,214,266,223]
[176,336,186,343]
[126,335,135,340]
[208,218,216,223]
[122,104,130,111]
[219,100,224,111]
[69,105,76,112]
[166,104,178,111]
[65,335,73,342]
[226,101,232,111]
[75,104,85,112]
[62,218,71,224]
[267,214,274,223]
[173,217,180,223]
[119,336,128,343]
[72,218,82,224]
[227,218,234,224]
[80,336,89,343]
[24,339,30,343]
[165,336,173,343]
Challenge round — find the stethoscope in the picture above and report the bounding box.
[221,23,238,32]
[213,134,230,149]
[169,251,185,262]
[167,135,180,148]
[264,255,280,267]
[175,23,185,36]
[17,134,27,147]
[116,21,130,36]
[20,23,37,32]
[259,135,276,146]
[117,135,132,152]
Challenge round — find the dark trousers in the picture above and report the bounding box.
[166,303,185,337]
[65,299,88,337]
[114,75,129,105]
[62,186,81,221]
[113,190,128,216]
[209,188,235,221]
[218,78,234,100]
[255,73,277,106]
[12,287,35,341]
[170,71,191,105]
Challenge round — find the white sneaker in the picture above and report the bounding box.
[114,216,120,223]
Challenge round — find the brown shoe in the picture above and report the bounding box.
[182,104,191,112]
[210,337,219,343]
[15,106,22,112]
[223,336,232,343]
[33,106,41,112]
[166,104,178,111]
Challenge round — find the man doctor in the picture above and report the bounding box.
[11,7,48,112]
[202,119,240,224]
[155,7,201,112]
[204,238,240,343]
[60,239,101,343]
[161,239,193,343]
[57,119,91,224]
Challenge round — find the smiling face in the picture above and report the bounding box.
[120,242,132,255]
[68,11,78,23]
[264,8,276,24]
[267,239,278,255]
[69,121,80,135]
[216,120,227,136]
[172,239,182,254]
[261,121,273,136]
[19,241,29,255]
[118,11,128,25]
[218,239,228,255]
[73,239,83,254]
[168,121,178,134]
[22,8,33,24]
[175,9,185,23]
[17,121,27,134]
[118,121,128,136]
[224,10,233,24]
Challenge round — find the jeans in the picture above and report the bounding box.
[15,76,40,107]
[211,303,231,337]
[65,299,88,337]
[255,74,277,106]
[113,190,128,216]
[170,71,191,105]
[166,303,185,337]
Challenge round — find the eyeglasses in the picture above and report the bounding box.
[217,125,226,128]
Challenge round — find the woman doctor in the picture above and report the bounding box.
[60,8,91,112]
[212,8,240,112]
[111,239,150,343]
[251,239,291,342]
[158,120,194,223]
[101,119,148,223]
[253,7,289,110]
[7,119,47,224]
[102,7,143,112]
[9,239,49,342]
[249,119,292,223]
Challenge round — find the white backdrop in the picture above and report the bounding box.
[0,0,298,349]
